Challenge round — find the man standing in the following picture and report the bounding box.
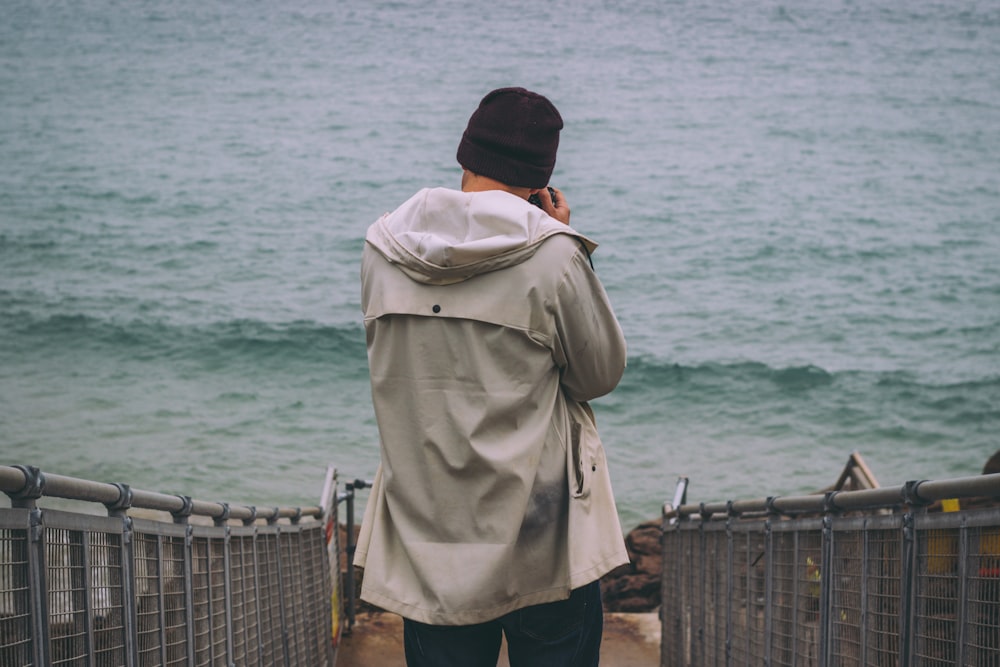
[355,87,628,667]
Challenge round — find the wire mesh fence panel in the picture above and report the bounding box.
[0,467,338,667]
[830,528,864,666]
[771,526,818,667]
[730,529,751,665]
[191,537,212,666]
[864,523,901,665]
[161,533,190,666]
[229,532,260,667]
[967,525,1000,667]
[796,528,823,666]
[661,512,1000,667]
[729,525,768,665]
[300,527,332,665]
[658,478,1000,667]
[280,530,306,666]
[681,527,699,667]
[0,524,32,667]
[660,519,683,667]
[134,532,163,667]
[703,527,728,667]
[729,528,748,666]
[255,531,283,666]
[209,537,227,665]
[89,530,125,667]
[46,527,87,665]
[748,526,768,664]
[915,522,961,666]
[770,528,796,666]
[687,532,707,662]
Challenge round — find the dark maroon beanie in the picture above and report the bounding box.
[456,87,563,189]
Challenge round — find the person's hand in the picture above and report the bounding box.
[540,186,571,225]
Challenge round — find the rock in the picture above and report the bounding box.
[601,518,662,612]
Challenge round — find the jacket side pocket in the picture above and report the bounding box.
[569,408,594,499]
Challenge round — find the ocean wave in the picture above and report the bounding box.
[618,356,1000,394]
[604,357,999,478]
[2,311,369,374]
[620,357,832,390]
[7,308,998,395]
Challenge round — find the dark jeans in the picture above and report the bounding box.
[402,581,604,667]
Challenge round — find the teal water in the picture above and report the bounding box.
[2,0,999,529]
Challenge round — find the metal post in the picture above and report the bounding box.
[155,535,168,667]
[743,530,751,666]
[219,534,230,666]
[791,530,799,667]
[6,467,49,667]
[28,508,50,667]
[212,504,236,667]
[818,516,833,667]
[763,519,773,667]
[205,534,217,666]
[272,524,290,666]
[250,524,265,667]
[898,480,932,666]
[859,519,869,664]
[107,484,137,667]
[120,518,138,667]
[669,477,689,526]
[697,522,705,667]
[285,527,304,662]
[955,515,969,666]
[658,512,674,667]
[183,525,196,667]
[898,512,915,666]
[674,524,692,665]
[725,517,734,667]
[79,530,95,667]
[343,478,372,633]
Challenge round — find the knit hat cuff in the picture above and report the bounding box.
[456,139,557,189]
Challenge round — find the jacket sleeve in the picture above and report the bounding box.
[551,245,627,402]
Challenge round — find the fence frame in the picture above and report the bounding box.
[0,464,343,667]
[661,471,1000,667]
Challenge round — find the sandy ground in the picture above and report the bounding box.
[334,610,661,667]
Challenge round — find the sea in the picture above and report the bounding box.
[2,0,998,531]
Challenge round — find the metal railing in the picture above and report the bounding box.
[0,464,344,667]
[660,471,1000,666]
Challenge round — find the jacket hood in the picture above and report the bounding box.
[365,187,597,285]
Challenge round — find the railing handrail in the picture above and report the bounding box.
[0,463,323,523]
[666,471,1000,521]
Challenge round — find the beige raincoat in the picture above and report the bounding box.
[355,187,628,625]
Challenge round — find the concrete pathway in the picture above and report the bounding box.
[335,611,661,666]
